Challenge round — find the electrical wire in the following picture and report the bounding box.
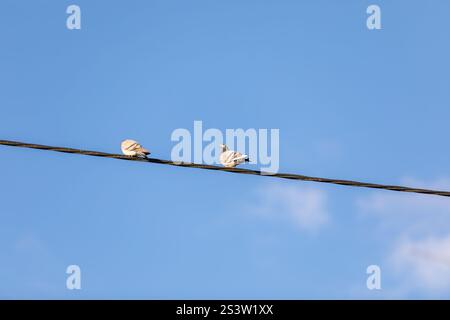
[1,139,450,198]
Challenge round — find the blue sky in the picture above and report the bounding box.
[1,0,450,299]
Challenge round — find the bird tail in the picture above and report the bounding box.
[240,154,250,162]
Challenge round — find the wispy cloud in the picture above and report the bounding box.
[0,232,61,298]
[357,177,450,294]
[249,183,330,232]
[357,177,450,233]
[390,235,450,293]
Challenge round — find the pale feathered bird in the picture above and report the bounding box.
[121,139,150,158]
[219,144,249,167]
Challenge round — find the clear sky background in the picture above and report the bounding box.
[1,0,450,299]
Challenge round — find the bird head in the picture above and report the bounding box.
[220,144,229,152]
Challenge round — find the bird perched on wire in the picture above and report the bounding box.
[120,139,150,158]
[219,144,249,167]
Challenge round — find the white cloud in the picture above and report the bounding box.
[390,235,450,293]
[357,177,450,294]
[250,183,330,232]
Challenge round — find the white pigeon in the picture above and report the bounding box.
[219,144,249,167]
[121,139,150,158]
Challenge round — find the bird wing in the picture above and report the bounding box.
[221,150,246,164]
[127,142,142,151]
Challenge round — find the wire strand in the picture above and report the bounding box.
[1,139,450,198]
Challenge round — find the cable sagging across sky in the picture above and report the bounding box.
[1,139,450,198]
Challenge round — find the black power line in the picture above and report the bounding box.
[1,139,450,198]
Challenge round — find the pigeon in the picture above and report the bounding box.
[121,139,150,158]
[219,144,249,167]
